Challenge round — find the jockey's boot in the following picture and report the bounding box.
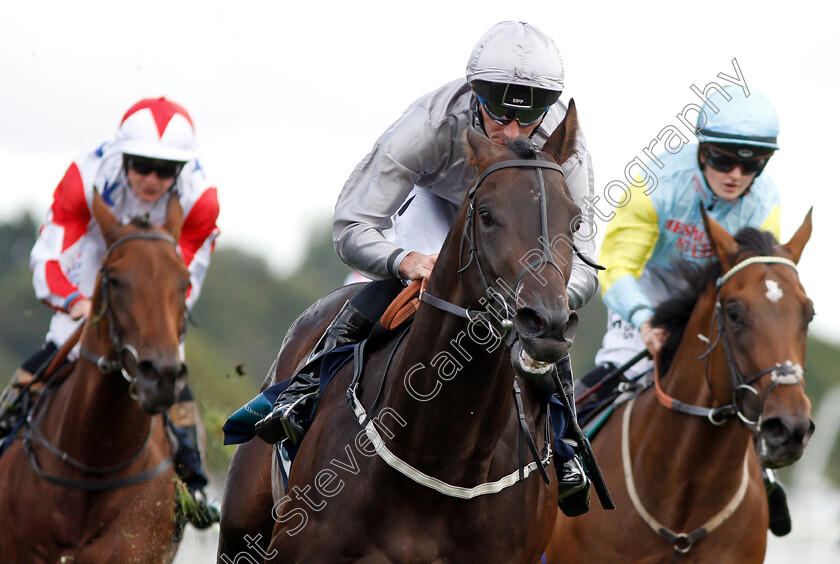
[255,301,373,446]
[763,466,792,537]
[0,368,36,438]
[557,450,591,517]
[554,355,592,517]
[169,394,220,529]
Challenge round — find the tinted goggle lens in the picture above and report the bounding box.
[702,146,769,175]
[477,95,548,127]
[127,156,184,179]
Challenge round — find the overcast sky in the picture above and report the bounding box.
[2,0,839,342]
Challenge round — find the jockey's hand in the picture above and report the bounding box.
[398,252,438,281]
[640,318,667,355]
[69,298,93,320]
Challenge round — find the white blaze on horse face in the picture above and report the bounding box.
[765,279,784,303]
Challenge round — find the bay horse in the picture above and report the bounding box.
[545,210,816,563]
[0,191,190,563]
[219,102,589,562]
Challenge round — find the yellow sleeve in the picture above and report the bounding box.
[760,204,781,242]
[598,188,660,296]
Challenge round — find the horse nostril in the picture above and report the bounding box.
[762,416,815,446]
[564,311,579,344]
[137,359,157,378]
[761,418,789,444]
[513,308,544,338]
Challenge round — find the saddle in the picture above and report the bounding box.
[225,284,426,490]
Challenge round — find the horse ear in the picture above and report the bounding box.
[92,189,121,243]
[162,191,184,240]
[700,204,738,270]
[543,98,579,166]
[465,126,508,171]
[781,207,813,264]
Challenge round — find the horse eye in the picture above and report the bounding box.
[725,303,743,326]
[479,209,494,226]
[571,218,581,233]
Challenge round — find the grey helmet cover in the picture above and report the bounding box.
[466,21,564,109]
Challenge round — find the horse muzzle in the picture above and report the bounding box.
[757,415,815,468]
[512,306,579,365]
[130,358,188,414]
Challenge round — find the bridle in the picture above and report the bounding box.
[630,254,804,558]
[654,255,804,431]
[420,148,602,336]
[79,232,182,386]
[21,230,181,490]
[347,149,602,498]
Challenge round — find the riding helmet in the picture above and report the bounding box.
[115,97,198,163]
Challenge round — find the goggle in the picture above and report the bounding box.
[702,145,771,176]
[126,155,185,180]
[476,95,548,127]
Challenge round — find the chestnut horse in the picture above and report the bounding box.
[220,103,590,562]
[546,210,815,563]
[0,192,190,563]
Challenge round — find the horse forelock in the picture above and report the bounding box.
[129,214,153,229]
[653,226,779,374]
[507,137,538,159]
[731,227,778,262]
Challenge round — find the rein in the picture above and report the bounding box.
[654,255,804,428]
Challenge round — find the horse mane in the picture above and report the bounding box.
[651,227,778,374]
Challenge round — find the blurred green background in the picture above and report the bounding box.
[2,213,838,486]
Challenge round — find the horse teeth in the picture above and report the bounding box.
[519,348,553,374]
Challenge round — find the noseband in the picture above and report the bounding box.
[421,150,602,336]
[655,255,804,430]
[79,232,180,385]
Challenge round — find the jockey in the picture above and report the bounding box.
[255,21,599,515]
[577,85,792,535]
[0,97,221,529]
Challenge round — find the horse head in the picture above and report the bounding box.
[702,208,815,468]
[89,190,190,414]
[462,100,584,378]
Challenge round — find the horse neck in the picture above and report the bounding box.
[386,244,518,464]
[637,285,753,481]
[46,321,153,466]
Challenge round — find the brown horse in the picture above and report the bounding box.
[219,103,589,562]
[0,192,190,563]
[546,210,815,563]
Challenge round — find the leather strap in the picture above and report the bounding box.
[381,279,424,330]
[37,323,84,386]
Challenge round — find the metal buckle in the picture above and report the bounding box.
[734,384,760,427]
